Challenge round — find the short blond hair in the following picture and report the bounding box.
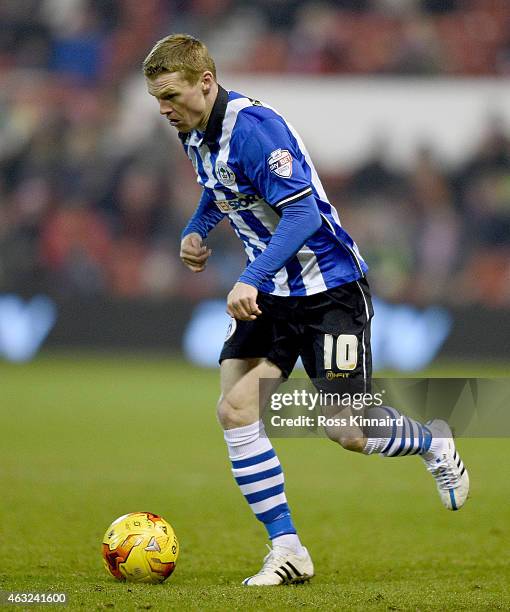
[143,34,216,84]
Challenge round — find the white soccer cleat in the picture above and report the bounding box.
[423,419,469,511]
[242,545,314,586]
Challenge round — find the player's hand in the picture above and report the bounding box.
[227,282,262,321]
[180,232,212,273]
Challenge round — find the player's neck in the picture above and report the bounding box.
[197,82,219,132]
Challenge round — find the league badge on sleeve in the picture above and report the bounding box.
[268,149,293,178]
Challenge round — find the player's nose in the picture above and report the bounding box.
[159,99,173,115]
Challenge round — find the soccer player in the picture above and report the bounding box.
[143,34,469,586]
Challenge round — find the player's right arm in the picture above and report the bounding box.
[180,190,224,273]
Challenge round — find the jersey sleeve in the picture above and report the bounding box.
[238,193,322,289]
[240,117,313,209]
[181,190,225,240]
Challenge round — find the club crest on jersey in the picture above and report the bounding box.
[225,317,237,340]
[268,149,293,178]
[215,161,236,187]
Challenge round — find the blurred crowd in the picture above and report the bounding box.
[1,0,510,308]
[2,0,510,77]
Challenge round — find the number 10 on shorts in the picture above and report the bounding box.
[323,334,358,370]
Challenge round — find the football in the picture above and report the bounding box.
[102,512,179,583]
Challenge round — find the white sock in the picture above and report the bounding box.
[224,421,301,543]
[363,437,389,454]
[223,420,269,459]
[272,533,304,554]
[361,406,433,457]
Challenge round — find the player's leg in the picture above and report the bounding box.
[218,357,282,429]
[299,277,376,451]
[302,277,469,510]
[217,317,313,585]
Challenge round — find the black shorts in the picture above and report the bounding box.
[219,276,374,391]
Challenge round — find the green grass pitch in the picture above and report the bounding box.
[1,355,509,611]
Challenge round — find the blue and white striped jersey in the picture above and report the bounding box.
[180,86,368,297]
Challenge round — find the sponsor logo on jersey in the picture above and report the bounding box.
[214,193,261,212]
[216,200,234,213]
[326,371,351,380]
[268,148,293,178]
[215,161,236,187]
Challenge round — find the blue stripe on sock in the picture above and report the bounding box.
[416,423,424,454]
[231,448,275,469]
[394,417,407,456]
[409,424,423,455]
[422,425,432,454]
[402,418,415,456]
[235,465,282,486]
[245,483,285,505]
[267,513,297,539]
[256,503,291,523]
[380,406,397,454]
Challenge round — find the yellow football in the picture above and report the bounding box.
[102,512,179,583]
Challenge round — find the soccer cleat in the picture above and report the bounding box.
[242,545,314,586]
[422,419,469,511]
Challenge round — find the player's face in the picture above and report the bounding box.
[146,71,211,133]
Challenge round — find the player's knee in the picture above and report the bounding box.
[217,394,248,429]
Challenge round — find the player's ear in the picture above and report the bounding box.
[201,72,214,94]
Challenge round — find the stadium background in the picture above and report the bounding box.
[1,1,509,610]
